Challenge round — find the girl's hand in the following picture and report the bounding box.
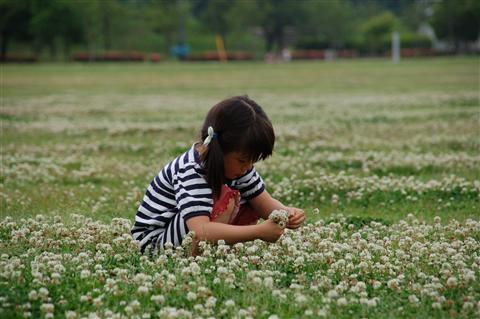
[285,207,305,229]
[258,219,284,242]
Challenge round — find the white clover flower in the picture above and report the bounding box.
[187,292,197,301]
[151,295,165,305]
[331,194,339,204]
[38,287,49,297]
[28,290,38,301]
[409,295,419,304]
[129,300,140,311]
[327,289,339,299]
[225,299,235,307]
[432,302,442,310]
[336,297,347,306]
[93,296,103,308]
[295,293,307,303]
[317,308,328,317]
[387,279,399,290]
[137,286,149,295]
[294,256,304,267]
[367,299,377,307]
[462,302,474,310]
[40,303,54,314]
[268,209,288,229]
[124,306,133,315]
[464,271,475,282]
[217,266,228,276]
[65,310,77,319]
[252,277,262,286]
[189,262,201,275]
[80,269,91,279]
[205,296,217,308]
[446,276,457,288]
[264,277,274,288]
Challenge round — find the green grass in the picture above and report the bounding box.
[2,56,479,224]
[0,56,479,318]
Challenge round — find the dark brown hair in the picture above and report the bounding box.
[199,95,275,196]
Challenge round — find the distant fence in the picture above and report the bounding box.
[67,48,461,62]
[72,51,148,62]
[0,48,466,63]
[186,51,254,61]
[1,53,39,63]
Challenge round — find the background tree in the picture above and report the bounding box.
[232,0,305,53]
[148,0,182,53]
[431,0,480,50]
[29,0,84,58]
[296,0,355,50]
[193,0,233,46]
[0,0,33,60]
[360,11,398,54]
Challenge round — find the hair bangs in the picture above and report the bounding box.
[238,119,274,163]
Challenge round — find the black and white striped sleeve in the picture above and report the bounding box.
[173,166,213,220]
[235,167,265,200]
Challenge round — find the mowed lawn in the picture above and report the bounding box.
[0,57,479,318]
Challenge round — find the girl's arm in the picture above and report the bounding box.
[186,215,283,245]
[249,190,306,229]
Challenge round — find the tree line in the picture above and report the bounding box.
[1,0,478,61]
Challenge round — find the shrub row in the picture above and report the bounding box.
[72,51,153,62]
[296,33,433,53]
[186,51,254,61]
[0,48,455,63]
[290,48,436,60]
[72,51,254,62]
[1,54,38,63]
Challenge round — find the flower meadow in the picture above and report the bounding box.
[1,58,479,317]
[1,214,479,318]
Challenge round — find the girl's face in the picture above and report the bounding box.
[224,151,254,179]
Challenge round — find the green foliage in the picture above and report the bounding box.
[5,0,480,60]
[400,33,432,49]
[431,0,480,45]
[361,11,398,54]
[296,0,356,50]
[0,0,33,58]
[29,0,84,57]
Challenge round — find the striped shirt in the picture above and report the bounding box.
[131,144,265,253]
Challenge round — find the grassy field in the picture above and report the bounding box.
[1,57,479,318]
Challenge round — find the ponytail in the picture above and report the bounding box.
[201,135,224,197]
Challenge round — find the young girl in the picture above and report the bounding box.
[131,95,305,254]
